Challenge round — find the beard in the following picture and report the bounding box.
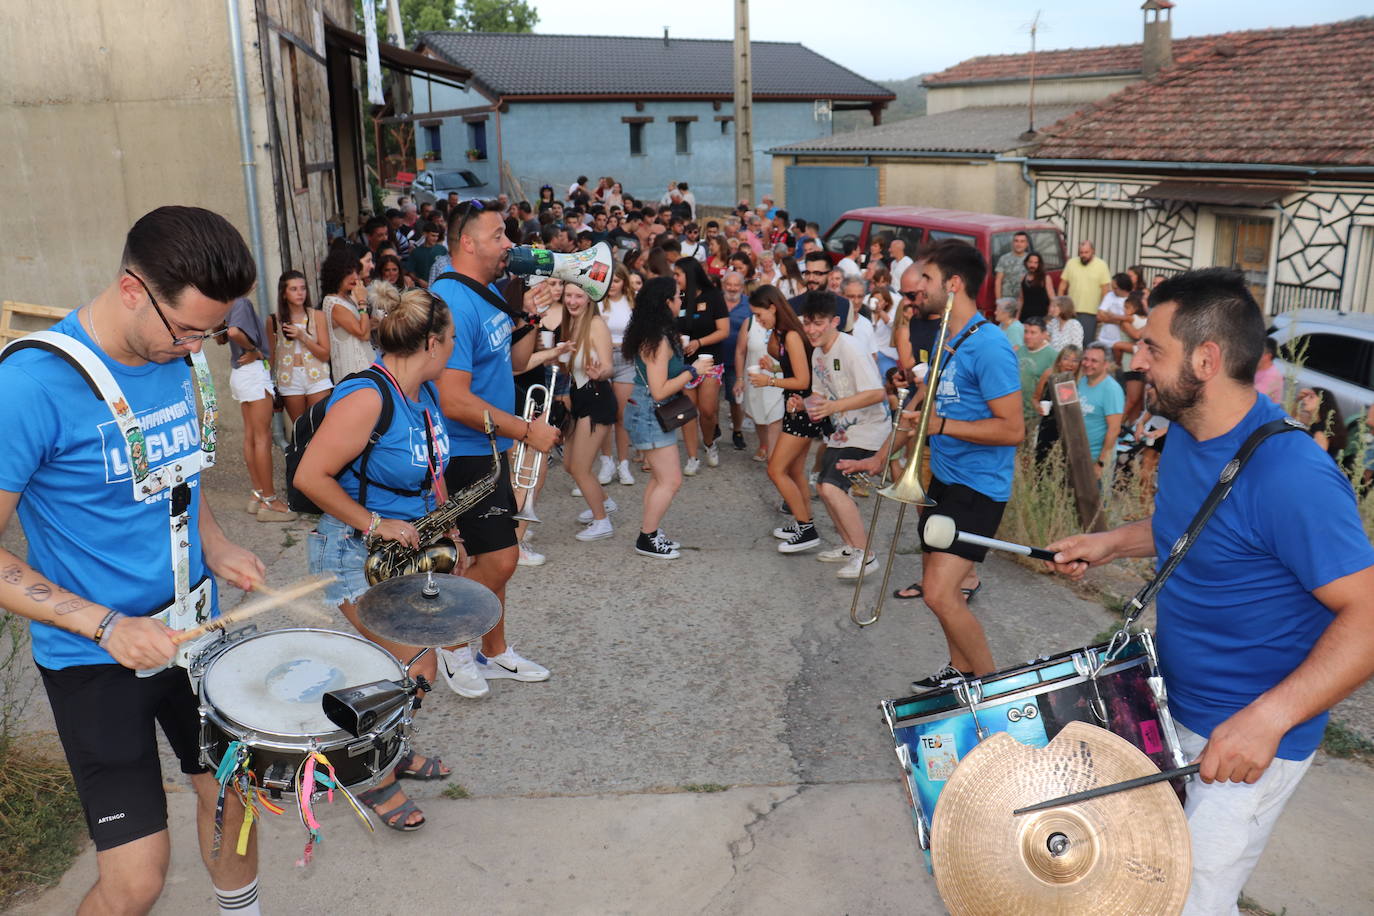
[1145,359,1204,422]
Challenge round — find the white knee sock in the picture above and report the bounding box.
[215,877,261,915]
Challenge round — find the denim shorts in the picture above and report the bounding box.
[625,384,679,451]
[308,513,370,607]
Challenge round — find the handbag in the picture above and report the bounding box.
[634,357,698,432]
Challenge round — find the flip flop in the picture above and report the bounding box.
[892,582,983,601]
[393,750,450,781]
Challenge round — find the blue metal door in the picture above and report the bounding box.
[784,165,878,230]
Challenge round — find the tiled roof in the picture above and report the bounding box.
[417,33,895,102]
[923,37,1215,86]
[1032,19,1374,167]
[769,104,1081,155]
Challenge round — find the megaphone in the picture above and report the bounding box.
[507,241,614,301]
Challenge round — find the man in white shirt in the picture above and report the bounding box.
[842,278,880,363]
[888,238,914,286]
[797,294,889,580]
[836,240,863,280]
[1094,272,1133,346]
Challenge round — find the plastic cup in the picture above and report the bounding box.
[747,364,764,376]
[1039,400,1052,416]
[539,330,555,349]
[680,335,690,350]
[700,354,714,368]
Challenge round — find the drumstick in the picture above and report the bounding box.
[922,514,1059,562]
[1012,763,1200,816]
[171,574,335,645]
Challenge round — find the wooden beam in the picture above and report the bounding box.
[1050,372,1107,532]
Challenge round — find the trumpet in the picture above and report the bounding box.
[512,365,558,524]
[849,294,955,627]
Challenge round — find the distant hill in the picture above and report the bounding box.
[833,74,930,132]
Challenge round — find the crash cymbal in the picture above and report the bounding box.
[356,573,501,647]
[931,721,1191,916]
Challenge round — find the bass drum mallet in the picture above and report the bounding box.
[921,514,1058,562]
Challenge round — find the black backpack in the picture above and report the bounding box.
[284,367,437,515]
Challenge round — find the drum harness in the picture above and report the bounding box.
[951,416,1305,744]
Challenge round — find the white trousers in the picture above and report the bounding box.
[1177,722,1313,916]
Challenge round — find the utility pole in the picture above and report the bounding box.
[733,0,754,207]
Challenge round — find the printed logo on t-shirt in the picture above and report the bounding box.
[97,390,200,486]
[483,312,511,353]
[407,425,451,468]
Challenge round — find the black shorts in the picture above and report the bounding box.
[781,408,829,440]
[443,452,518,556]
[39,663,205,851]
[918,477,1007,563]
[818,446,875,493]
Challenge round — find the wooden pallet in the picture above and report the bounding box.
[0,300,72,343]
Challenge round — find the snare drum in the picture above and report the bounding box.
[882,631,1186,869]
[196,628,409,795]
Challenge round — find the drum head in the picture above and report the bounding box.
[201,629,403,737]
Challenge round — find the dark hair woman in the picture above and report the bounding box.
[621,277,712,558]
[296,284,457,832]
[321,245,376,380]
[673,257,730,474]
[1019,252,1052,321]
[1298,386,1349,459]
[269,269,332,426]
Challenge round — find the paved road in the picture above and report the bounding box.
[7,345,1373,914]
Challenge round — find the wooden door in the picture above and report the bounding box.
[1212,215,1273,309]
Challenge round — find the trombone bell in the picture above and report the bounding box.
[878,461,935,507]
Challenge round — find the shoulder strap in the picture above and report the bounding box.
[344,367,396,509]
[436,271,520,320]
[1119,416,1306,632]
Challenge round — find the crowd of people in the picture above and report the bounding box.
[5,182,1374,916]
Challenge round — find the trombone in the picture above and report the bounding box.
[849,295,956,627]
[512,365,558,524]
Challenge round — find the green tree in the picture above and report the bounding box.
[357,0,538,40]
[457,0,539,32]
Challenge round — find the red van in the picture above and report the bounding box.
[821,206,1067,315]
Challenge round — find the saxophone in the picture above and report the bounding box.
[363,412,501,586]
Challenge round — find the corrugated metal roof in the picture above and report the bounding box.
[416,32,894,101]
[769,105,1081,156]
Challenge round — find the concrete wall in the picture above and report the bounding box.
[1,0,352,313]
[772,155,1031,221]
[925,74,1138,115]
[412,77,835,206]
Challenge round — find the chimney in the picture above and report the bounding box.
[663,27,670,48]
[1141,0,1174,77]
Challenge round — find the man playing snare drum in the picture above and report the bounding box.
[1047,268,1374,916]
[0,207,268,915]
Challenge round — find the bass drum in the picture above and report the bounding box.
[197,628,408,795]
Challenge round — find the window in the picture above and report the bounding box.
[423,125,442,160]
[928,230,977,246]
[675,121,690,155]
[1212,214,1273,309]
[720,119,730,135]
[823,219,865,255]
[466,121,487,160]
[1284,333,1372,388]
[629,122,645,156]
[869,223,924,254]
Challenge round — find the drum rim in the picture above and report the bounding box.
[199,627,405,740]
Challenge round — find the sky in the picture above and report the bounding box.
[532,0,1370,81]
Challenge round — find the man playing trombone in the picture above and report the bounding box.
[841,241,1022,688]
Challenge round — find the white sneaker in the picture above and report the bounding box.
[575,516,614,541]
[683,457,701,476]
[617,460,635,485]
[705,444,720,467]
[571,486,583,497]
[772,522,799,540]
[596,455,616,485]
[476,646,550,682]
[577,497,618,524]
[518,539,546,567]
[807,471,819,489]
[836,553,879,580]
[817,544,858,563]
[437,646,489,698]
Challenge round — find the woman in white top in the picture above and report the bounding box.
[600,264,637,486]
[776,256,805,300]
[561,283,616,541]
[322,245,377,380]
[268,270,332,425]
[734,285,785,462]
[867,266,899,377]
[1047,295,1085,352]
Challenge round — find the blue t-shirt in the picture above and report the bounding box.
[1154,395,1374,760]
[328,374,450,520]
[431,275,515,455]
[723,300,752,368]
[930,316,1021,501]
[0,313,217,668]
[1078,374,1125,456]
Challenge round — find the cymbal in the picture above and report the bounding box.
[356,573,501,647]
[931,721,1191,916]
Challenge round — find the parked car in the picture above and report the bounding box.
[1269,310,1374,420]
[821,206,1067,315]
[410,169,492,205]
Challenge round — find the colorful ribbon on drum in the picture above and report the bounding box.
[293,750,373,867]
[212,742,285,858]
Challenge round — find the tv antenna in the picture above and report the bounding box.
[1020,11,1045,139]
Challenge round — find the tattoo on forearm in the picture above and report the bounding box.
[54,598,90,615]
[24,583,52,602]
[1,564,20,584]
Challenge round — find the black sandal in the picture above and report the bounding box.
[892,582,982,601]
[358,780,425,832]
[393,750,450,781]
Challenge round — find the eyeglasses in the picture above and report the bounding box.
[125,270,229,346]
[451,199,488,242]
[801,269,830,277]
[901,290,921,301]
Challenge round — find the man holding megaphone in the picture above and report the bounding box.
[432,201,558,699]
